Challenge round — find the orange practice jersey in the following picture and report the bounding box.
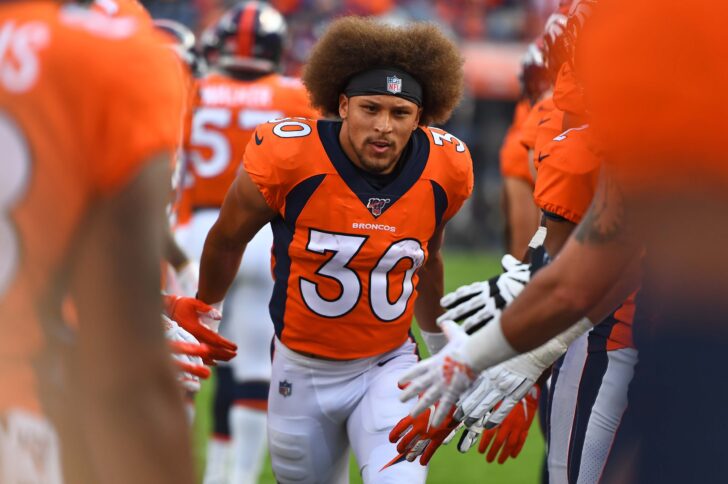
[181,73,317,210]
[244,119,474,359]
[0,2,184,412]
[500,98,533,185]
[533,125,634,349]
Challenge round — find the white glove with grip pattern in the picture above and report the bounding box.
[438,254,530,334]
[457,318,593,430]
[399,321,477,428]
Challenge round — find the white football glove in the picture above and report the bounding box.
[438,254,530,334]
[162,315,208,393]
[399,321,477,428]
[456,317,593,430]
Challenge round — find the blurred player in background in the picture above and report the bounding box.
[400,0,728,482]
[499,43,545,258]
[196,16,472,484]
[0,1,194,483]
[173,2,317,482]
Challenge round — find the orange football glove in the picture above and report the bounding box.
[478,384,540,463]
[388,400,459,466]
[163,295,237,363]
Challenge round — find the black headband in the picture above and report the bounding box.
[344,67,423,106]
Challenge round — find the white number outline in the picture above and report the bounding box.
[430,129,466,153]
[369,238,425,322]
[299,229,368,318]
[0,110,31,297]
[299,229,425,322]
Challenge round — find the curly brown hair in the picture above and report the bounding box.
[302,17,464,126]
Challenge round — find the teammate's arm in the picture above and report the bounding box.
[197,167,275,305]
[495,169,640,353]
[69,157,194,484]
[415,225,446,348]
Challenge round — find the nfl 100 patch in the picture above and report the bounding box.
[366,197,390,217]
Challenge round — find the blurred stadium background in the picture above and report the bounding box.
[144,0,561,481]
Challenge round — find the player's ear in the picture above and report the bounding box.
[414,107,423,129]
[338,94,349,120]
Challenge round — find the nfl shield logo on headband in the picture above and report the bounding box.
[386,76,402,94]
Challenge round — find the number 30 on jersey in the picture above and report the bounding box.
[300,229,424,322]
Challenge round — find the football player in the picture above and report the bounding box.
[172,2,318,482]
[0,2,193,483]
[400,0,728,482]
[500,45,544,259]
[195,16,473,484]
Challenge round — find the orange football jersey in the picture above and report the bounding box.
[520,96,562,152]
[0,1,184,412]
[533,125,634,349]
[244,119,473,359]
[181,73,318,210]
[500,99,533,185]
[533,125,598,224]
[520,96,566,175]
[552,63,585,116]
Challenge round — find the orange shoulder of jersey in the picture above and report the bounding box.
[533,107,565,172]
[420,126,474,223]
[243,118,332,214]
[520,96,556,151]
[532,125,601,224]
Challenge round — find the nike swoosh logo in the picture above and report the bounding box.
[537,117,551,126]
[377,355,399,367]
[538,152,550,163]
[255,132,264,145]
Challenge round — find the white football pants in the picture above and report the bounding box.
[547,332,638,484]
[268,338,428,484]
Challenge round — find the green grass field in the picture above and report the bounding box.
[193,251,545,483]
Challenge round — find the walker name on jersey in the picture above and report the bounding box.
[352,222,396,233]
[200,84,273,107]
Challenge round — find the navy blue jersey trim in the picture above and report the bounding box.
[316,120,430,218]
[567,346,609,483]
[269,174,326,338]
[430,180,448,229]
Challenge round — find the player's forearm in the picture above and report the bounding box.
[80,356,194,484]
[500,238,637,352]
[197,224,246,304]
[72,160,195,484]
[164,227,190,270]
[414,251,444,333]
